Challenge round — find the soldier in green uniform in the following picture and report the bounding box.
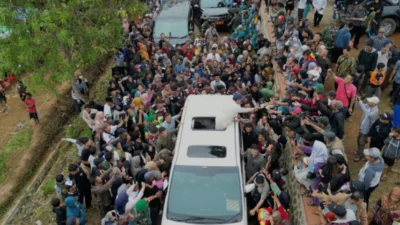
[261,81,274,102]
[335,46,356,78]
[201,17,210,34]
[321,25,339,59]
[134,199,151,225]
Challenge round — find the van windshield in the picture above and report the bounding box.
[201,0,225,8]
[167,165,242,223]
[154,20,188,38]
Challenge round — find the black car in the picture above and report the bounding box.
[153,0,194,45]
[340,0,400,36]
[200,0,232,27]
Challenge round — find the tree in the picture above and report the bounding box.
[0,0,148,101]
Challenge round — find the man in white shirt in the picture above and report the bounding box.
[206,47,221,63]
[215,93,257,130]
[210,74,226,92]
[103,97,114,121]
[101,120,124,144]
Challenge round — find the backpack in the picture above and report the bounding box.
[321,26,339,49]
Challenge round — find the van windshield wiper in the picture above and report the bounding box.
[170,213,240,223]
[170,35,188,39]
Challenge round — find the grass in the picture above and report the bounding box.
[65,116,92,138]
[0,127,33,184]
[41,179,55,196]
[93,72,112,102]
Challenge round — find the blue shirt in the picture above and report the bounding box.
[393,60,400,84]
[335,28,351,48]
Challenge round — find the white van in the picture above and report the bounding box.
[162,95,252,225]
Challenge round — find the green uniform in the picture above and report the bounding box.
[336,55,356,78]
[261,87,274,101]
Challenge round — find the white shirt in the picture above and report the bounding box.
[215,100,254,129]
[298,0,307,9]
[103,104,112,120]
[206,53,222,62]
[210,80,226,91]
[102,125,117,144]
[377,51,390,72]
[313,0,327,14]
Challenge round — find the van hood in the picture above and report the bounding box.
[154,37,187,46]
[202,7,229,16]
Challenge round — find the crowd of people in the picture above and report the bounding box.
[45,0,400,225]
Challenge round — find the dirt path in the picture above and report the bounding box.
[0,82,71,205]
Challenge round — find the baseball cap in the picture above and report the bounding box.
[317,116,330,126]
[291,106,302,115]
[144,171,155,183]
[76,137,89,145]
[250,143,258,150]
[363,147,381,158]
[379,112,392,120]
[323,131,336,141]
[328,203,347,217]
[314,83,324,92]
[366,96,380,104]
[233,93,243,101]
[93,157,105,166]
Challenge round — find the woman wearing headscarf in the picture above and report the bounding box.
[138,42,149,61]
[370,187,400,225]
[94,111,105,140]
[65,196,86,225]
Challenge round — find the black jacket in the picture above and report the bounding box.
[368,119,392,150]
[317,101,344,139]
[357,48,378,72]
[69,167,91,192]
[242,131,257,150]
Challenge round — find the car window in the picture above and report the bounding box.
[154,20,188,38]
[201,0,226,8]
[167,165,242,222]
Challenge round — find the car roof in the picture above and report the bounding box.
[158,0,191,19]
[174,95,239,167]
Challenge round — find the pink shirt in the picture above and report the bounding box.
[335,77,356,107]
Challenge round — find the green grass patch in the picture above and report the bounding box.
[0,127,33,184]
[41,179,56,196]
[65,116,92,138]
[94,72,112,102]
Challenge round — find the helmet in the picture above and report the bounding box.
[278,15,285,22]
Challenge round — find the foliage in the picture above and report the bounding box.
[0,0,149,92]
[94,72,113,102]
[0,127,33,184]
[40,178,55,196]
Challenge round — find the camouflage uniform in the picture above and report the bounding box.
[336,54,356,78]
[321,26,339,58]
[133,207,151,225]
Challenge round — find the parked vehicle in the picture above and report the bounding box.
[200,0,231,27]
[153,0,194,45]
[339,0,400,36]
[162,95,253,225]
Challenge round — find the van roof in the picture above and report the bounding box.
[157,0,190,19]
[174,95,239,167]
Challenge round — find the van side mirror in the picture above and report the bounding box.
[245,183,255,193]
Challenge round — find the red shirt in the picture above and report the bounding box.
[24,98,37,113]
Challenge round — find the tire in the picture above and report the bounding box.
[379,18,397,36]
